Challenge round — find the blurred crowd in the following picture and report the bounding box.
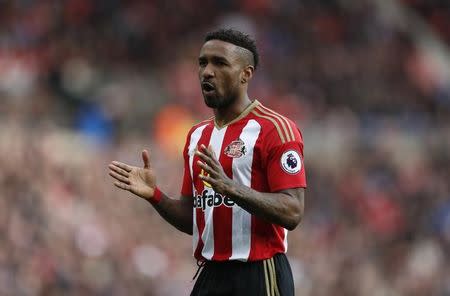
[1,0,449,295]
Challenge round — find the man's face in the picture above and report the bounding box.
[198,40,243,109]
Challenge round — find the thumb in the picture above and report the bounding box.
[142,149,150,169]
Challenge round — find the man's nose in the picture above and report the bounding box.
[202,64,214,79]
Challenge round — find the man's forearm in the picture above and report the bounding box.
[148,193,193,235]
[195,144,304,230]
[223,182,304,231]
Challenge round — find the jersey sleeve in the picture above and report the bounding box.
[180,130,193,197]
[264,125,307,192]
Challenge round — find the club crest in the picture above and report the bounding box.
[224,138,246,158]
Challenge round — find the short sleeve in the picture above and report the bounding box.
[180,132,193,197]
[265,127,307,192]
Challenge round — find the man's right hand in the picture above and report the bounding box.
[108,150,156,201]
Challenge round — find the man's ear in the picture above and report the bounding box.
[241,65,254,84]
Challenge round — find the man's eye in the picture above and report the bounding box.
[199,60,207,67]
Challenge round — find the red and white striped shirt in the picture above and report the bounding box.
[181,100,306,262]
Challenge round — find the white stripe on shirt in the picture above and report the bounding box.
[230,119,261,260]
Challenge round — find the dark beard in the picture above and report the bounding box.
[203,93,237,109]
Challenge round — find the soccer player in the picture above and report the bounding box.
[109,28,306,296]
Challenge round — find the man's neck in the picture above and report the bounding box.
[213,94,252,128]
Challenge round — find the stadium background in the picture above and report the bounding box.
[1,0,449,295]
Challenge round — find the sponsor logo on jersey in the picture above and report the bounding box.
[200,169,212,187]
[280,150,302,174]
[193,189,235,211]
[224,138,246,158]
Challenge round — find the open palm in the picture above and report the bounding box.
[108,150,156,200]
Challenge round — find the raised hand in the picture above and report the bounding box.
[109,150,156,200]
[196,144,234,195]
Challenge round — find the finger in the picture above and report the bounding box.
[207,145,217,159]
[109,171,131,184]
[197,160,216,174]
[111,161,132,172]
[114,181,131,191]
[197,160,207,171]
[200,144,214,158]
[197,161,215,176]
[142,149,150,169]
[196,150,220,170]
[199,174,216,185]
[200,144,217,160]
[109,164,130,177]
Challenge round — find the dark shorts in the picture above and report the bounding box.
[190,253,294,296]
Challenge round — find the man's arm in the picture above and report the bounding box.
[196,145,304,230]
[108,150,193,235]
[151,194,193,234]
[224,186,303,231]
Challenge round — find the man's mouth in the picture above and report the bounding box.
[201,82,216,93]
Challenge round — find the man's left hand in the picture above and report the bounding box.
[196,144,233,195]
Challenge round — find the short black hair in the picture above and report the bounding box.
[205,28,259,70]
